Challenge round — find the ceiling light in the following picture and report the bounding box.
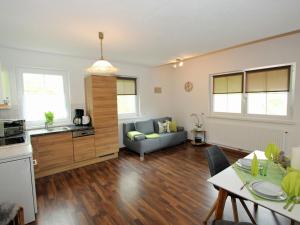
[87,32,117,75]
[172,58,184,69]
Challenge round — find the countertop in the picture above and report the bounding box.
[0,135,32,163]
[27,125,94,137]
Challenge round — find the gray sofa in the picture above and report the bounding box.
[123,117,187,160]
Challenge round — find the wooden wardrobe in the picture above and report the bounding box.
[85,75,119,158]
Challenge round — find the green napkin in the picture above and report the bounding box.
[251,153,259,176]
[281,171,300,197]
[265,143,281,162]
[145,133,160,139]
[127,131,143,140]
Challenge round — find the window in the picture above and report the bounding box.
[117,77,139,117]
[211,64,293,119]
[246,66,290,116]
[213,73,243,113]
[19,69,70,128]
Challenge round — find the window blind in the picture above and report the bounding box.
[117,77,137,95]
[246,66,290,93]
[213,73,243,94]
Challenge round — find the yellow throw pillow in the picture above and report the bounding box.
[169,120,177,132]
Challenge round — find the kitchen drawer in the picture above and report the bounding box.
[37,132,73,147]
[95,143,119,157]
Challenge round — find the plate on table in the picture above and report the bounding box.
[248,180,287,201]
[236,158,263,170]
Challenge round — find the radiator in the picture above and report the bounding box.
[206,122,287,152]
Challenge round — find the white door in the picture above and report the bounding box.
[0,158,35,223]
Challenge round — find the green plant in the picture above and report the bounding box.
[44,111,54,125]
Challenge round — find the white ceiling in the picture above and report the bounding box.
[1,0,300,66]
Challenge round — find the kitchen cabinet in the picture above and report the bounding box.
[85,75,119,157]
[31,130,116,178]
[0,64,11,109]
[73,135,95,162]
[0,157,36,224]
[31,132,73,172]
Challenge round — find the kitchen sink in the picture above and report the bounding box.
[47,126,71,132]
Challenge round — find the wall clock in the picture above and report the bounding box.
[184,81,193,92]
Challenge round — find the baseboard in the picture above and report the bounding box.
[206,141,250,155]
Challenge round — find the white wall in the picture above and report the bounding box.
[0,46,173,146]
[152,32,300,154]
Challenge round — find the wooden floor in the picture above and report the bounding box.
[30,143,294,225]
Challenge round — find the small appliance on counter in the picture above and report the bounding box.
[0,119,26,146]
[73,109,84,126]
[82,115,91,125]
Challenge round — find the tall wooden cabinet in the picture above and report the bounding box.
[85,75,119,157]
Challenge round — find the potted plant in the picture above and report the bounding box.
[44,111,54,130]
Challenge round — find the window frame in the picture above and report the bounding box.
[116,76,140,119]
[209,63,296,122]
[17,67,71,129]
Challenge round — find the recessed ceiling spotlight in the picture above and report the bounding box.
[172,58,184,68]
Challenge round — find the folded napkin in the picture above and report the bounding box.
[127,131,144,141]
[281,171,300,197]
[251,153,259,176]
[265,143,281,162]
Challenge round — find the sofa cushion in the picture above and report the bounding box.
[153,117,172,133]
[127,131,143,140]
[159,131,187,148]
[135,120,154,134]
[158,121,171,133]
[169,120,177,132]
[134,134,146,141]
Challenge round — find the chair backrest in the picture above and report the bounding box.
[206,145,230,177]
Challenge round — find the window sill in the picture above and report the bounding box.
[118,114,143,121]
[207,114,296,125]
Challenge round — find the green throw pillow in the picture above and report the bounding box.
[169,120,177,132]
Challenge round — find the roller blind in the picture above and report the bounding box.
[246,66,290,93]
[117,77,137,95]
[213,73,243,94]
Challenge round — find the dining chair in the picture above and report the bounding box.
[213,219,254,225]
[0,203,24,225]
[204,145,256,224]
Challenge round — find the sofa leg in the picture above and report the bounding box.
[140,153,144,161]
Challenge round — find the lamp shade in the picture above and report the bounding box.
[86,59,118,75]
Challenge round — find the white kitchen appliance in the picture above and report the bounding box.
[82,116,91,125]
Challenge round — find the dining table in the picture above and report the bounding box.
[207,150,300,225]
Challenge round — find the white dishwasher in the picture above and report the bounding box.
[0,151,37,224]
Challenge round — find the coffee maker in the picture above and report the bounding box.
[73,109,84,126]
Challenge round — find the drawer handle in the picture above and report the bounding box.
[33,159,38,166]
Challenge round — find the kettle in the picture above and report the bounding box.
[82,116,91,125]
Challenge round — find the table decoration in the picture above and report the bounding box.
[281,171,300,211]
[265,143,281,162]
[233,159,285,200]
[251,153,259,176]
